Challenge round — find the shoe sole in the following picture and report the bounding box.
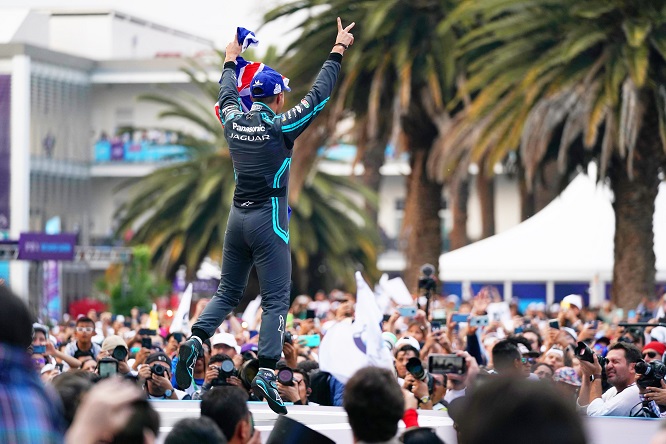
[252,379,288,415]
[175,343,196,389]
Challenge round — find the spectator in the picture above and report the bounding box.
[542,346,566,371]
[32,323,81,370]
[0,285,65,443]
[642,341,666,363]
[456,378,586,444]
[138,352,189,400]
[51,371,96,427]
[165,332,185,359]
[400,428,445,444]
[99,335,132,375]
[344,367,404,444]
[532,363,554,380]
[165,417,227,444]
[201,386,261,444]
[65,317,102,359]
[65,377,159,444]
[194,353,245,399]
[491,340,523,376]
[519,328,543,353]
[577,342,641,416]
[395,344,420,381]
[553,366,582,403]
[278,367,310,405]
[443,351,480,404]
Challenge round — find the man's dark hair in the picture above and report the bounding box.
[609,341,642,364]
[401,427,445,444]
[492,340,521,374]
[51,371,95,427]
[293,368,310,390]
[201,386,249,440]
[297,359,319,376]
[456,378,586,444]
[396,345,419,357]
[251,93,278,105]
[110,400,160,444]
[75,317,95,326]
[521,327,543,348]
[165,417,227,444]
[210,354,232,365]
[0,285,34,349]
[343,367,404,442]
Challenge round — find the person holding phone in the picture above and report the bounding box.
[32,323,81,370]
[176,18,355,416]
[97,335,132,376]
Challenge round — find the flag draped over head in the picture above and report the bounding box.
[170,284,193,335]
[215,27,291,115]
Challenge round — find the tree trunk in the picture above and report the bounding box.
[534,159,561,213]
[401,101,441,293]
[609,100,664,309]
[449,179,470,249]
[358,116,390,224]
[518,165,536,221]
[477,163,495,239]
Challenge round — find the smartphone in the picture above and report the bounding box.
[431,321,442,331]
[98,359,119,378]
[297,334,321,348]
[429,354,467,375]
[514,326,524,334]
[141,337,152,349]
[398,306,418,318]
[549,319,560,329]
[451,313,470,323]
[306,309,316,319]
[249,330,259,339]
[33,345,46,354]
[469,315,489,327]
[139,329,156,336]
[628,310,636,319]
[587,320,599,329]
[382,314,392,323]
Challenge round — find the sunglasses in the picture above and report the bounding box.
[76,327,94,333]
[643,351,659,359]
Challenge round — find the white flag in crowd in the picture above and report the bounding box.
[170,284,193,335]
[319,272,393,383]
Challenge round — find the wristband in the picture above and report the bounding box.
[334,42,349,50]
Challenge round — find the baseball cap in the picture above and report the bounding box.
[650,326,666,343]
[553,367,581,387]
[32,323,49,336]
[101,335,128,353]
[643,341,666,356]
[211,332,241,353]
[146,351,172,367]
[395,336,421,352]
[561,294,583,310]
[250,69,291,98]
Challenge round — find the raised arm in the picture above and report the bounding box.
[217,36,243,126]
[278,18,355,147]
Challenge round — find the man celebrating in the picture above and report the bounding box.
[176,18,355,415]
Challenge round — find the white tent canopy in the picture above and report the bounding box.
[438,174,666,303]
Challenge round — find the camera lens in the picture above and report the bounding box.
[220,360,235,372]
[277,368,294,385]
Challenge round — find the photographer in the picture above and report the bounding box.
[193,354,244,400]
[276,367,310,405]
[577,342,641,416]
[97,335,132,376]
[138,352,189,400]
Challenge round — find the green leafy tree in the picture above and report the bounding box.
[96,245,170,315]
[445,0,666,308]
[115,54,380,294]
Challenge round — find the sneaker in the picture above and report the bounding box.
[252,368,288,414]
[176,338,202,390]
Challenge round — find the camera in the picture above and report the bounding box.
[428,354,466,375]
[574,341,607,368]
[406,357,434,392]
[277,367,294,386]
[636,360,666,389]
[151,363,168,378]
[417,264,437,293]
[112,346,128,362]
[211,358,238,387]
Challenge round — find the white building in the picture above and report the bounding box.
[0,8,521,314]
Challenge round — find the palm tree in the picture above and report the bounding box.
[445,0,666,308]
[115,53,380,294]
[266,0,460,291]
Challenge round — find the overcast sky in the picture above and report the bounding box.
[0,0,306,53]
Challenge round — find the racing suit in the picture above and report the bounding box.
[191,52,343,368]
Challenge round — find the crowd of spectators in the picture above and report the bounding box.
[4,279,666,443]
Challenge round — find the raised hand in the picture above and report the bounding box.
[334,17,355,52]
